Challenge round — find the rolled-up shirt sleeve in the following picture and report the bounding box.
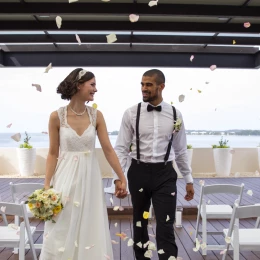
[112,109,134,179]
[172,112,193,184]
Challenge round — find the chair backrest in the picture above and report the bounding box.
[199,183,244,205]
[9,182,44,203]
[0,202,27,218]
[226,203,260,237]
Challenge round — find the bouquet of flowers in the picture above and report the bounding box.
[25,187,63,223]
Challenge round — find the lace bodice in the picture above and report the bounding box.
[57,106,97,152]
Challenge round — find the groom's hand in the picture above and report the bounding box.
[114,180,128,199]
[185,183,194,201]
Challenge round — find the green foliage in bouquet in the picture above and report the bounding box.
[19,131,33,149]
[187,144,193,149]
[212,136,230,148]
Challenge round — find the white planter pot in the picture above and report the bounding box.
[187,149,193,166]
[213,148,233,177]
[17,148,36,176]
[258,147,260,171]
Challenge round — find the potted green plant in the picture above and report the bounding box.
[187,144,193,166]
[16,132,36,176]
[212,136,233,177]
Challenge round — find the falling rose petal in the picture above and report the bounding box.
[6,123,12,128]
[230,149,235,154]
[136,242,142,248]
[129,14,139,23]
[11,133,21,142]
[8,224,19,230]
[139,188,143,192]
[144,250,153,258]
[148,0,158,7]
[149,233,156,238]
[114,223,118,227]
[148,241,156,250]
[220,249,227,255]
[247,190,253,196]
[16,231,20,235]
[74,241,78,247]
[56,16,62,29]
[104,254,110,259]
[119,206,124,211]
[111,240,119,244]
[113,206,119,211]
[110,197,113,204]
[84,150,91,155]
[158,249,165,254]
[136,221,142,227]
[92,103,98,109]
[166,215,170,222]
[225,236,231,244]
[171,192,176,196]
[42,131,48,134]
[200,243,207,250]
[255,170,260,176]
[244,22,251,28]
[178,94,185,102]
[235,172,240,177]
[215,108,217,111]
[199,180,205,186]
[190,88,192,90]
[143,211,149,219]
[233,40,236,45]
[74,201,80,207]
[190,55,194,62]
[205,81,209,84]
[75,34,82,45]
[58,247,65,252]
[74,156,78,161]
[69,0,79,2]
[32,83,42,92]
[197,89,202,93]
[143,241,150,248]
[170,101,173,105]
[127,238,134,246]
[64,196,70,202]
[106,34,117,44]
[210,65,217,71]
[44,63,52,73]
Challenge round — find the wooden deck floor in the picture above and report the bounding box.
[0,215,259,260]
[0,177,259,209]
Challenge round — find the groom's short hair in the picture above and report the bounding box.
[143,69,165,85]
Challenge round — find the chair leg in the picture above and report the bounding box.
[19,222,25,260]
[233,224,239,260]
[13,215,20,254]
[194,210,200,243]
[201,202,207,256]
[221,244,230,260]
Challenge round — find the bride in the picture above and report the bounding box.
[40,68,127,260]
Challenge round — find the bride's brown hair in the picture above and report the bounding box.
[57,68,95,100]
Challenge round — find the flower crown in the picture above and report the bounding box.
[77,69,88,80]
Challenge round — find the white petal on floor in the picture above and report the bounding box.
[148,0,158,7]
[210,65,217,71]
[56,16,62,29]
[166,215,170,222]
[190,55,194,62]
[247,190,253,196]
[144,249,153,258]
[75,34,82,45]
[110,197,113,205]
[106,34,117,43]
[158,249,165,254]
[129,14,139,23]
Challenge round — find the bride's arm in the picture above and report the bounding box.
[44,112,60,189]
[96,110,127,191]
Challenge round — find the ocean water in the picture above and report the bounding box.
[1,133,259,148]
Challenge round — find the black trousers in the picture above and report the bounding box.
[127,159,178,260]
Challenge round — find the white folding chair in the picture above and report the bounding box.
[194,183,244,255]
[222,203,260,260]
[0,202,37,260]
[9,182,44,251]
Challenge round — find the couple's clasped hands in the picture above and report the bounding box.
[114,179,128,199]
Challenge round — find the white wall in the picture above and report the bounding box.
[0,148,259,176]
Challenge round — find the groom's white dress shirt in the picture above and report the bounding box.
[113,101,193,184]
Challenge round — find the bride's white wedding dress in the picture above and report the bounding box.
[40,106,113,260]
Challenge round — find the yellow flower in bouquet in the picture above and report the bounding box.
[25,187,63,223]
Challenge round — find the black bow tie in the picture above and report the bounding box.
[147,104,162,112]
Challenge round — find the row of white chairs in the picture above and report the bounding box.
[0,182,44,260]
[194,182,260,260]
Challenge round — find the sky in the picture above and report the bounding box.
[0,66,260,133]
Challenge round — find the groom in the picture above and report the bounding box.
[114,69,194,259]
